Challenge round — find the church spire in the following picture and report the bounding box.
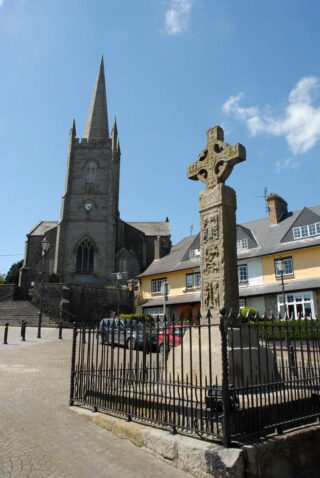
[70,118,76,138]
[111,117,118,151]
[83,56,109,140]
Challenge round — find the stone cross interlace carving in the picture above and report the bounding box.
[187,126,246,189]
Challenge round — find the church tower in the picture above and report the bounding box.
[54,58,121,285]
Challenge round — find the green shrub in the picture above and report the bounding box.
[240,306,256,318]
[119,313,155,325]
[247,319,320,340]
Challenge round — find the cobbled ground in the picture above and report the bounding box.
[0,327,191,478]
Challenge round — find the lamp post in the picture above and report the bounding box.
[277,258,286,318]
[37,236,50,339]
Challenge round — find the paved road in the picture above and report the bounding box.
[0,327,191,478]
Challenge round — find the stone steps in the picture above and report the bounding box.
[0,300,72,328]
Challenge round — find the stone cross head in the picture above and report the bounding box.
[187,126,246,189]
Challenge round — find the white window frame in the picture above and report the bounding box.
[186,272,200,289]
[237,238,248,251]
[293,222,320,240]
[237,264,248,283]
[143,306,164,318]
[189,249,200,260]
[239,298,246,309]
[275,257,293,277]
[151,278,166,294]
[277,291,315,319]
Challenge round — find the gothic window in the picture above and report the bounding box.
[85,161,96,184]
[76,238,94,273]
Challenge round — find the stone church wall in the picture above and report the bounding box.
[32,283,134,323]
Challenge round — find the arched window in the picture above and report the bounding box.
[85,161,96,184]
[76,238,94,273]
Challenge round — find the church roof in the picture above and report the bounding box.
[28,221,58,236]
[127,221,171,237]
[83,57,109,140]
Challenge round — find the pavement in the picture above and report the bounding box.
[0,326,192,478]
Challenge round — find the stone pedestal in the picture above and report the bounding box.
[199,184,239,323]
[166,326,279,387]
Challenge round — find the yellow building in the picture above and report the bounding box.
[139,194,320,319]
[139,235,201,320]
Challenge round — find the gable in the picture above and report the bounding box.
[281,208,320,243]
[181,234,200,262]
[236,225,258,250]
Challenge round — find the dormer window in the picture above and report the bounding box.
[189,249,200,260]
[237,238,248,251]
[293,222,320,240]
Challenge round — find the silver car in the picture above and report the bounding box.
[99,318,157,350]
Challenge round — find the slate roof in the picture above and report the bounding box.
[139,235,198,277]
[143,291,200,307]
[28,221,58,236]
[140,204,320,277]
[127,221,171,237]
[239,278,320,298]
[238,205,320,259]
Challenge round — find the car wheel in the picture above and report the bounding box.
[127,337,136,350]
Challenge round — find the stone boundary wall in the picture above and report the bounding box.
[72,406,320,477]
[32,283,134,323]
[0,284,15,300]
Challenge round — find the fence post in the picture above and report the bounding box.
[220,309,231,448]
[69,322,78,406]
[3,322,9,345]
[58,321,63,340]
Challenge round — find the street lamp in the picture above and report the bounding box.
[277,258,286,318]
[37,236,50,339]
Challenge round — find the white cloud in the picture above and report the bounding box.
[164,0,193,36]
[274,157,300,173]
[223,77,320,154]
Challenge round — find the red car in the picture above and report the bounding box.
[158,325,187,353]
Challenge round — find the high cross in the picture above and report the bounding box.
[187,126,246,189]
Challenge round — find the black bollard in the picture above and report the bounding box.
[3,323,9,345]
[58,321,63,340]
[21,320,26,342]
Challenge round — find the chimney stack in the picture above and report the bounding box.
[154,236,161,260]
[267,193,288,225]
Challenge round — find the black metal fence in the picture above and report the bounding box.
[69,311,320,446]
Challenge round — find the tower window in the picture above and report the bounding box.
[76,239,94,273]
[85,161,96,184]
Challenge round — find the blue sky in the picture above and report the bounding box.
[1,0,320,275]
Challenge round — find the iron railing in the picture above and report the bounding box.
[69,311,320,445]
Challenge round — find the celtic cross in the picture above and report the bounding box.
[187,126,246,189]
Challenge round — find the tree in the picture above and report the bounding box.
[0,274,6,285]
[5,260,23,285]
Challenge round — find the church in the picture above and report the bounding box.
[19,58,171,290]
